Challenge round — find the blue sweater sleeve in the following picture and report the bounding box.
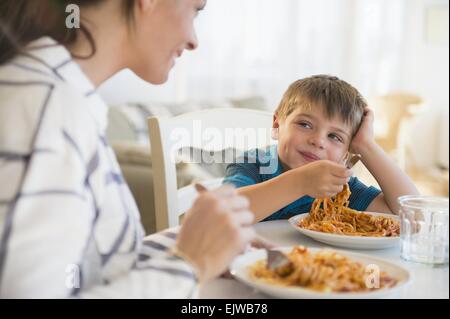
[222,149,267,188]
[347,177,381,211]
[222,162,261,188]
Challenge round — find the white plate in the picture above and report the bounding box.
[230,247,410,299]
[288,212,400,250]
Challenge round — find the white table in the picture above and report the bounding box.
[199,220,449,299]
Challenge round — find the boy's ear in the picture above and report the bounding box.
[271,128,279,140]
[272,113,279,140]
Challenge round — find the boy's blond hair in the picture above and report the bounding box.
[275,75,367,136]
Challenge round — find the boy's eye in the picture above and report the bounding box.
[329,133,343,143]
[298,121,312,129]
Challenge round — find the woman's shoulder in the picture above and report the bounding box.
[0,62,99,156]
[0,50,62,86]
[0,38,96,104]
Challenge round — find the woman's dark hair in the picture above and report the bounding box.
[0,0,135,65]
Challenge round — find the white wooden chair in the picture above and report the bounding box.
[147,108,274,231]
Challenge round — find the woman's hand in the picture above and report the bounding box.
[175,184,255,283]
[351,107,376,155]
[295,160,352,199]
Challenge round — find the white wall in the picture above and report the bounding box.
[400,0,448,109]
[97,65,188,105]
[399,0,449,168]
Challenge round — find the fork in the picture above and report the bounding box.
[345,153,361,169]
[266,248,292,273]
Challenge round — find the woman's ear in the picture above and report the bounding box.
[271,113,279,140]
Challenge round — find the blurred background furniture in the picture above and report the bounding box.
[147,108,274,231]
[371,92,424,169]
[363,92,449,197]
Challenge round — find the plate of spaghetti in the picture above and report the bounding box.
[289,185,400,249]
[230,246,410,299]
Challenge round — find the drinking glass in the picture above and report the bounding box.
[399,195,449,265]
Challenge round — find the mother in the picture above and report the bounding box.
[0,0,255,298]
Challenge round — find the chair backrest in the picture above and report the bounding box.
[372,93,423,152]
[148,108,274,231]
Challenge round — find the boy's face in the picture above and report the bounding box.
[273,106,352,170]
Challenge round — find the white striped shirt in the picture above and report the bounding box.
[0,37,198,298]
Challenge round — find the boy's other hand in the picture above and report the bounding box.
[351,107,375,154]
[295,160,352,198]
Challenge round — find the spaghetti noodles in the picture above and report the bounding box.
[298,184,400,237]
[250,246,398,292]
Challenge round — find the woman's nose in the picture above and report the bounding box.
[186,30,199,51]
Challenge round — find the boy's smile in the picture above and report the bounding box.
[274,107,352,170]
[298,150,321,163]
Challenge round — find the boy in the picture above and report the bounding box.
[223,75,419,222]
